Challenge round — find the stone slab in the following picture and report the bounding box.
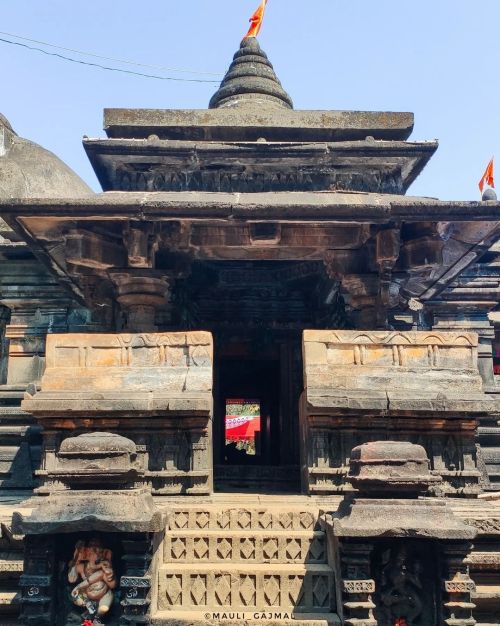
[103,108,415,142]
[12,490,164,534]
[331,498,477,540]
[2,192,500,223]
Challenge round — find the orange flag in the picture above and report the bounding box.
[245,0,268,39]
[479,158,495,193]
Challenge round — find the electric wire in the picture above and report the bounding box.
[0,29,222,77]
[0,36,221,83]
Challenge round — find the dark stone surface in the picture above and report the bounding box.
[12,490,164,535]
[349,441,442,495]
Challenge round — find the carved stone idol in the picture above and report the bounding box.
[68,538,117,625]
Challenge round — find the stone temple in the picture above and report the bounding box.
[0,36,499,626]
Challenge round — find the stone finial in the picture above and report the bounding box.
[348,441,442,496]
[482,187,497,201]
[209,38,293,110]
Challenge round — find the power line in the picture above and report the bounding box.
[0,30,223,77]
[0,37,221,84]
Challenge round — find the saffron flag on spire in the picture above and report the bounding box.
[479,158,495,193]
[245,0,268,39]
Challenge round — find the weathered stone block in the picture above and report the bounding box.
[303,330,492,412]
[22,331,214,417]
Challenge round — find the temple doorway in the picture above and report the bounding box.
[213,335,302,493]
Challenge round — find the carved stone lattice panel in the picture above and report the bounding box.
[163,532,327,564]
[167,507,319,532]
[157,566,333,611]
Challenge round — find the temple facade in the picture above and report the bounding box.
[0,37,499,626]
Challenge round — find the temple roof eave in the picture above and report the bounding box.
[0,191,498,223]
[83,138,438,195]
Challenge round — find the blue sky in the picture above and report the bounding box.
[2,0,499,200]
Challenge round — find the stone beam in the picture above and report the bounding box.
[103,108,415,142]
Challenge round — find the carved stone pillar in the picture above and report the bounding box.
[442,543,476,626]
[340,542,376,626]
[111,270,171,332]
[375,228,401,329]
[120,534,155,625]
[0,305,9,384]
[19,536,56,625]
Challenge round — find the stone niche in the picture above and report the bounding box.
[14,432,164,625]
[300,330,499,495]
[22,331,214,495]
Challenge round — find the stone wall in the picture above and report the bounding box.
[301,330,498,495]
[23,332,214,495]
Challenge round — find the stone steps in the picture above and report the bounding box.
[0,546,24,621]
[158,502,338,620]
[167,506,320,532]
[158,563,334,613]
[152,610,341,626]
[163,529,327,564]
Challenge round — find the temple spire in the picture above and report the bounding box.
[209,38,293,110]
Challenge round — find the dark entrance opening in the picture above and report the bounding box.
[214,337,301,493]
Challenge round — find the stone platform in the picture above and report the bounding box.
[0,493,499,624]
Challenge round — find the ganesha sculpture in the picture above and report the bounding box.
[68,538,117,624]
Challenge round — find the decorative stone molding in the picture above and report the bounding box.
[23,331,213,416]
[303,330,485,407]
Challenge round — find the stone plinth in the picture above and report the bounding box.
[14,431,163,625]
[301,330,497,495]
[23,332,214,495]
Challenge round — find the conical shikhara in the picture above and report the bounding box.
[209,37,293,110]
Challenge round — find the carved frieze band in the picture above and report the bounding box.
[116,166,403,195]
[343,579,375,594]
[304,330,478,371]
